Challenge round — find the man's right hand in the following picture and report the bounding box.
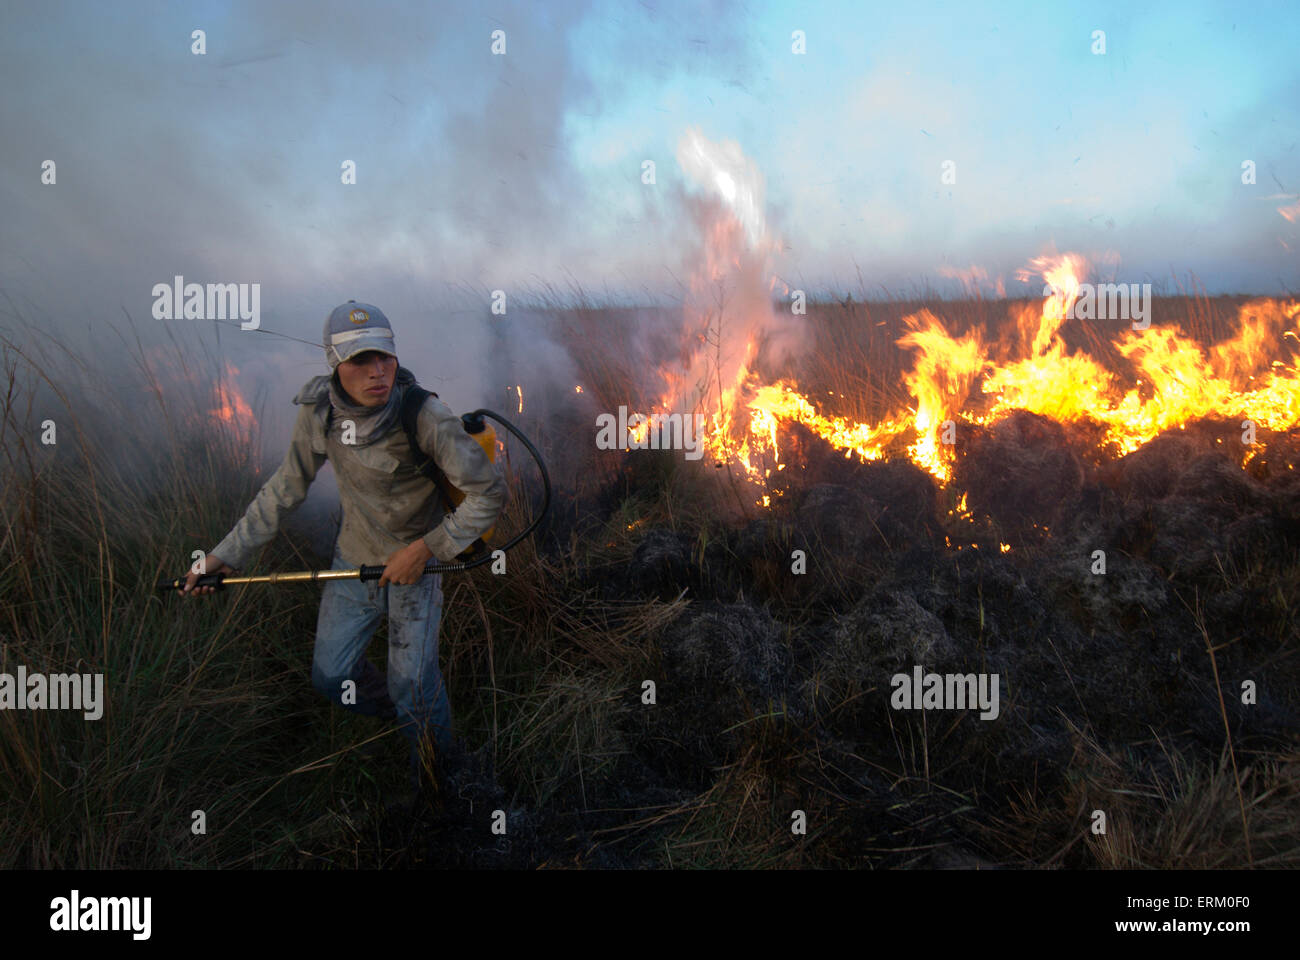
[181,557,235,597]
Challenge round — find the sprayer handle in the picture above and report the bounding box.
[156,573,227,592]
[358,560,466,581]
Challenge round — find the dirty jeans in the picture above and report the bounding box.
[311,545,452,760]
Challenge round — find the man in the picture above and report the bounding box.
[182,300,505,809]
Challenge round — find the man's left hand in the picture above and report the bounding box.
[379,539,435,587]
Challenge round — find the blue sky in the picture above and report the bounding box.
[560,0,1300,296]
[1,0,1297,413]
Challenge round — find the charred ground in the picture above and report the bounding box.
[377,410,1299,868]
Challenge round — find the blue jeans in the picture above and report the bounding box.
[311,546,452,758]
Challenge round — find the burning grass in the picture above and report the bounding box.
[0,289,1297,869]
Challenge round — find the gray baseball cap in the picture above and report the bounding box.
[323,300,398,370]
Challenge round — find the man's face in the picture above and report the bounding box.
[337,350,398,407]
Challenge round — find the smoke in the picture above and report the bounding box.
[647,127,808,417]
[0,1,793,486]
[0,0,605,469]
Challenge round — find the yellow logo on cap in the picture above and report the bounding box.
[349,309,369,324]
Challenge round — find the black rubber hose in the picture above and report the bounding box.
[386,407,551,576]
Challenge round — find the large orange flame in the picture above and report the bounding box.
[679,249,1297,494]
[618,132,1300,504]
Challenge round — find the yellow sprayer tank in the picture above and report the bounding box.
[442,412,496,544]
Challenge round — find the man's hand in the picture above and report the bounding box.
[181,556,235,597]
[379,539,435,587]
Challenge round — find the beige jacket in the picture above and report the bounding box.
[210,377,505,570]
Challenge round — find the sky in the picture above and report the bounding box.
[1,0,1298,445]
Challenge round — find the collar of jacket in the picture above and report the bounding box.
[293,368,417,408]
[293,375,332,406]
[292,368,420,451]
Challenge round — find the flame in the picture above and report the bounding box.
[209,362,256,447]
[696,250,1298,487]
[139,348,259,468]
[605,131,1300,513]
[210,363,252,421]
[983,279,1300,456]
[897,310,986,479]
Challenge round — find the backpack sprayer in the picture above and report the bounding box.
[154,332,551,595]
